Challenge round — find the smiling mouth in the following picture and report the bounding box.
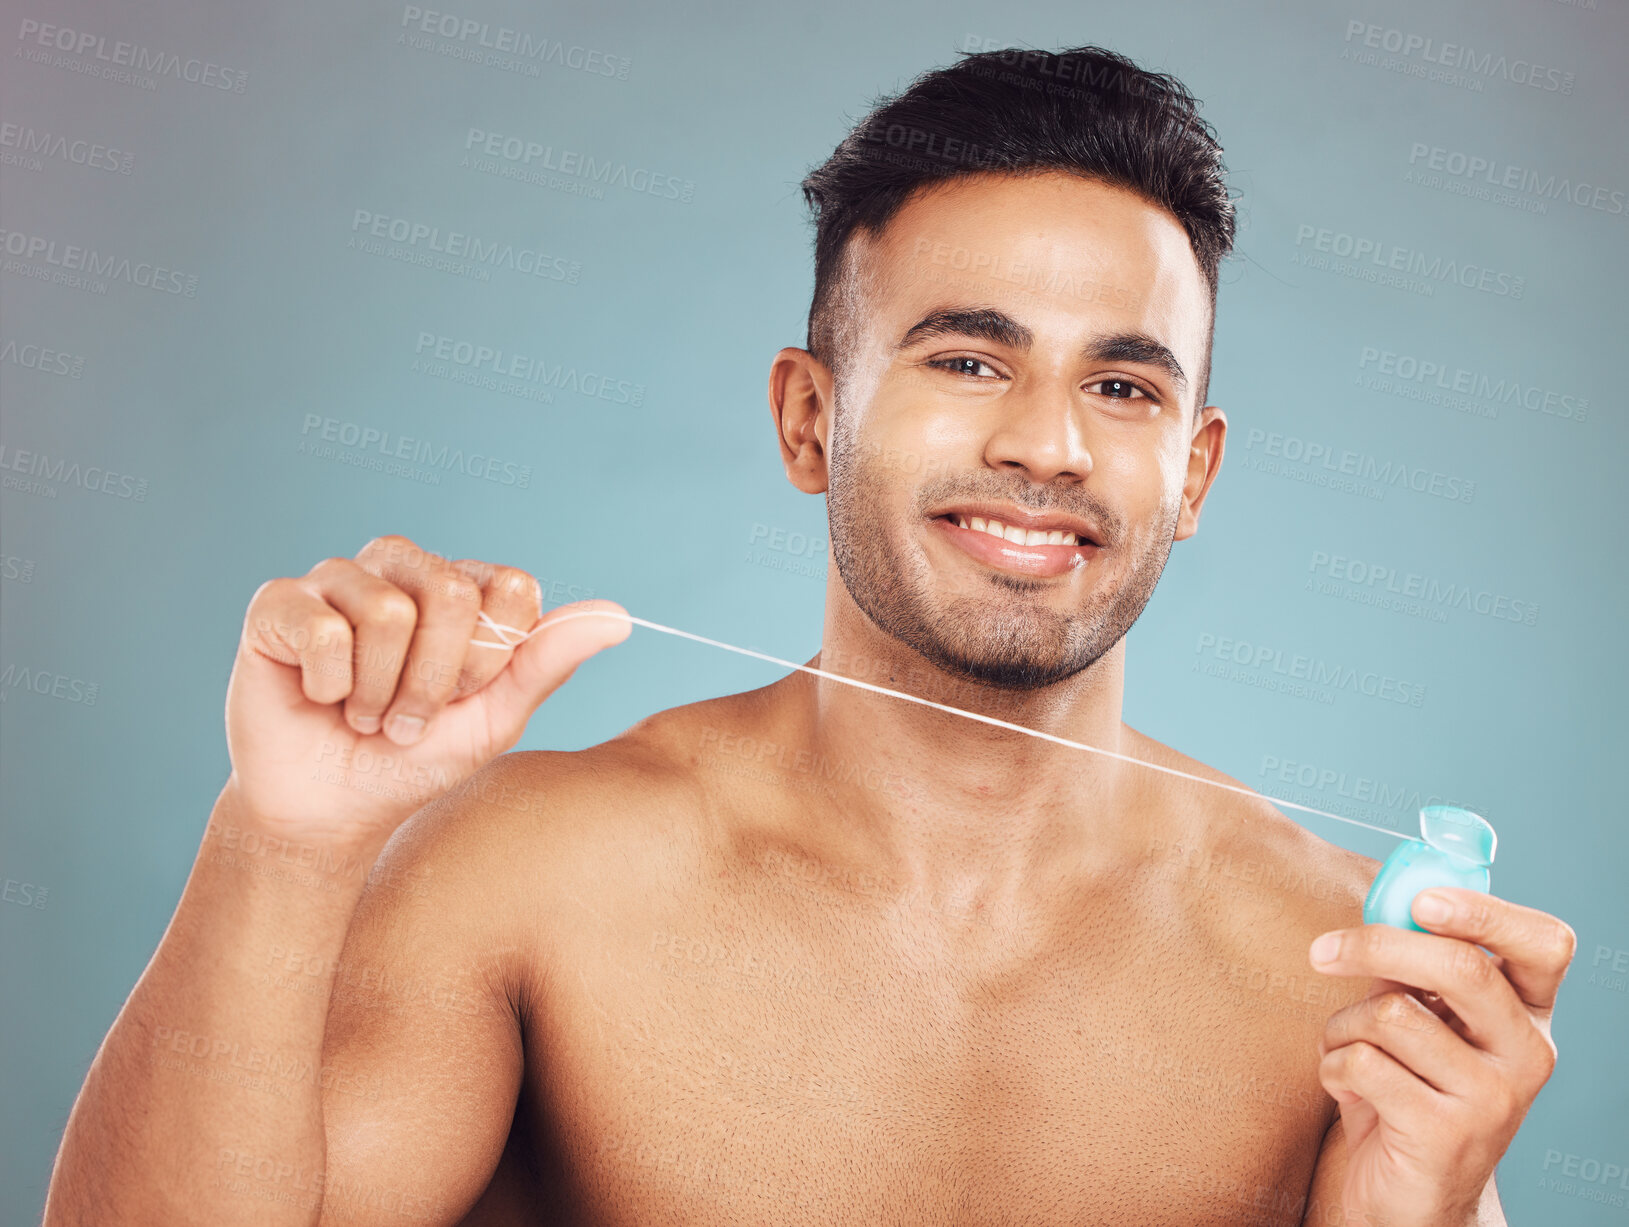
[938,514,1090,548]
[927,511,1103,579]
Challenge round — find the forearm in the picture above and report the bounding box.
[44,779,391,1227]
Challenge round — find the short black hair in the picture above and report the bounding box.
[800,45,1236,407]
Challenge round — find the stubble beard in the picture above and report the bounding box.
[826,434,1181,691]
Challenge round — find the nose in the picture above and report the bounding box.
[981,381,1093,484]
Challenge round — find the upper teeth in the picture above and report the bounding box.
[955,515,1080,546]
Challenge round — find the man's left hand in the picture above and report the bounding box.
[1308,888,1576,1226]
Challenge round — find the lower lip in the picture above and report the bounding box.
[930,516,1100,578]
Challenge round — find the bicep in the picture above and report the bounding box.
[315,782,534,1226]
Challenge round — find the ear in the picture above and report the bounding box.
[768,347,835,495]
[1174,403,1226,541]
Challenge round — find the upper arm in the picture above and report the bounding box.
[314,754,547,1226]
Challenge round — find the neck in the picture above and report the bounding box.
[773,583,1143,921]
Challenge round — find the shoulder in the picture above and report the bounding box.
[368,690,759,924]
[1123,725,1380,936]
[1124,728,1383,1028]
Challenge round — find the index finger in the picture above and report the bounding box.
[1410,887,1577,1011]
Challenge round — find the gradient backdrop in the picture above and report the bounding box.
[2,0,1625,1220]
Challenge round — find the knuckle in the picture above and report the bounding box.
[1353,924,1386,961]
[303,612,351,656]
[454,557,497,588]
[1448,943,1496,989]
[248,576,287,607]
[1553,920,1579,968]
[1370,991,1414,1028]
[1462,896,1496,933]
[361,533,409,556]
[1322,1013,1349,1048]
[362,535,439,572]
[492,566,542,604]
[371,589,419,627]
[307,555,353,580]
[246,580,298,631]
[438,574,483,607]
[1536,1035,1559,1080]
[1344,1041,1380,1076]
[1375,989,1409,1014]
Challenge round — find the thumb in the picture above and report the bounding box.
[480,599,633,742]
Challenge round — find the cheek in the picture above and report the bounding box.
[1143,430,1191,508]
[1156,443,1189,503]
[854,389,980,480]
[1090,434,1185,542]
[1097,435,1173,502]
[917,411,982,461]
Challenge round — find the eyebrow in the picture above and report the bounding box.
[899,307,1032,353]
[897,307,1188,396]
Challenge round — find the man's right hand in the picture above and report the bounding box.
[223,534,629,844]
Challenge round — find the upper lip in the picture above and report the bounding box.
[930,501,1105,546]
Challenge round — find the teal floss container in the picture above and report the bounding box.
[1362,804,1497,931]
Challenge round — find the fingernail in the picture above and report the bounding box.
[385,713,426,745]
[1413,890,1453,925]
[1309,932,1343,967]
[350,713,381,735]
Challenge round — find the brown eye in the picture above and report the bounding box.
[1089,378,1149,400]
[929,357,1001,379]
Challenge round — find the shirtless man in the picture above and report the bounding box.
[45,44,1574,1227]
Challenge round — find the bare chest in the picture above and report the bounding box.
[519,866,1343,1226]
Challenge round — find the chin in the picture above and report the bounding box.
[904,603,1103,691]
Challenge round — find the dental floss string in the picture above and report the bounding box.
[473,608,1408,842]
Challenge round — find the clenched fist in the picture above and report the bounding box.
[223,534,629,843]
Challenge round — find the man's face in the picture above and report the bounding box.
[822,171,1216,689]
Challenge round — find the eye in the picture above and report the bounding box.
[1087,377,1154,401]
[927,356,1004,380]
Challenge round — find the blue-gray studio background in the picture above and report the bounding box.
[2,0,1625,1220]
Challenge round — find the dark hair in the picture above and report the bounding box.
[800,45,1236,406]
